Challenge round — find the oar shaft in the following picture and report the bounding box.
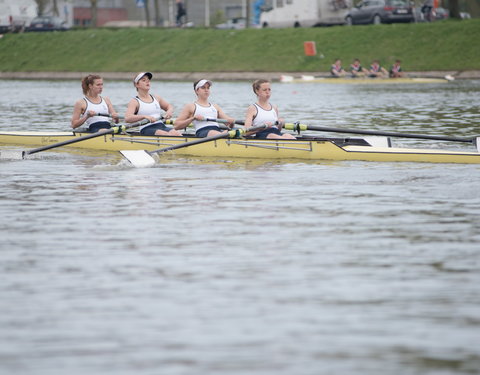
[205,118,245,126]
[23,119,149,157]
[286,123,475,144]
[148,124,266,155]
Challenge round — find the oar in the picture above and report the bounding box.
[22,119,149,158]
[206,118,245,126]
[120,124,266,168]
[96,113,125,120]
[284,123,480,149]
[163,118,245,128]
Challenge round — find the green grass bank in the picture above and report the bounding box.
[0,19,479,73]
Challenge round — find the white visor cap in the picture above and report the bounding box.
[134,72,153,84]
[195,79,212,91]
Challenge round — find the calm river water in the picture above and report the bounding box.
[1,79,480,375]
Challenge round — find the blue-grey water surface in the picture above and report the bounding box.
[1,79,480,375]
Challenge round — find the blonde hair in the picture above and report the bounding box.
[81,74,102,95]
[252,79,270,94]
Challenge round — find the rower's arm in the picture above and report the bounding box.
[243,105,258,136]
[71,99,87,129]
[173,103,195,130]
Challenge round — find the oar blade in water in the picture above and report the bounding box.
[0,150,24,160]
[120,150,156,168]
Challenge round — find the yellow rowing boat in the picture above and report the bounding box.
[279,75,452,84]
[1,130,479,164]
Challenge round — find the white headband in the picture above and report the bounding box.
[134,72,152,84]
[195,79,212,91]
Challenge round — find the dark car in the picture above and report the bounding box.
[345,0,414,25]
[27,16,69,32]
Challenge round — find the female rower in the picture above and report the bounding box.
[350,58,368,77]
[368,60,389,78]
[173,79,235,137]
[71,74,119,132]
[244,79,296,140]
[125,72,181,136]
[330,58,347,77]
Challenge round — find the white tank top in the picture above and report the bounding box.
[193,103,218,131]
[252,103,278,129]
[135,94,163,131]
[84,97,109,126]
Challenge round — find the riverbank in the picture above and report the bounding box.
[0,19,479,75]
[1,70,480,81]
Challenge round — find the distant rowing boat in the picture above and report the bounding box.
[280,74,454,84]
[1,130,479,164]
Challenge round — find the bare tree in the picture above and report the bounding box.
[34,0,48,16]
[90,0,98,27]
[449,0,461,19]
[153,0,161,26]
[144,0,151,26]
[52,0,59,16]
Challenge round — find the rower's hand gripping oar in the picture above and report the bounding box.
[120,124,265,168]
[22,119,150,158]
[285,123,480,152]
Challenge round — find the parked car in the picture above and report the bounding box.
[434,7,449,20]
[26,16,69,32]
[215,17,246,30]
[345,0,414,25]
[414,6,451,22]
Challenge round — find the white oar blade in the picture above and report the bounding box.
[301,75,315,81]
[120,150,156,168]
[280,75,294,82]
[0,150,24,160]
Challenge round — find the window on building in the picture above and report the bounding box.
[276,0,284,7]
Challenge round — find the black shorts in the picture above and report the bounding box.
[195,125,221,138]
[141,123,173,136]
[88,121,112,133]
[255,127,282,139]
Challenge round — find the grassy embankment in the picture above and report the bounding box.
[0,19,479,73]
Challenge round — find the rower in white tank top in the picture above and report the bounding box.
[244,79,296,140]
[83,96,110,127]
[135,94,164,131]
[193,102,219,132]
[173,79,235,138]
[252,103,279,129]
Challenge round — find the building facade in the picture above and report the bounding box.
[68,0,247,28]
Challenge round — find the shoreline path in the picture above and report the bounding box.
[1,70,480,81]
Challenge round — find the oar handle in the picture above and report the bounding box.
[23,119,149,157]
[285,123,476,144]
[96,113,125,120]
[205,118,245,126]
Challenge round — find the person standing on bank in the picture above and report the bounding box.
[125,72,181,136]
[244,79,296,140]
[176,0,187,26]
[174,79,235,137]
[71,74,119,132]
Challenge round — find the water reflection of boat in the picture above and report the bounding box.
[280,74,452,84]
[1,130,479,164]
